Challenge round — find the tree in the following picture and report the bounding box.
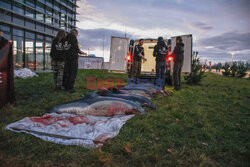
[184,51,204,84]
[222,61,248,78]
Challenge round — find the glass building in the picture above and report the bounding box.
[0,0,78,70]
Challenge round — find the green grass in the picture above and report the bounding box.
[0,70,249,167]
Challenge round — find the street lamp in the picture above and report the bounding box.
[88,48,91,55]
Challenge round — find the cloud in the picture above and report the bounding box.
[78,28,136,50]
[199,31,250,52]
[76,0,250,63]
[189,22,213,31]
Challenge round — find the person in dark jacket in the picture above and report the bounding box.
[173,36,184,90]
[153,37,168,89]
[63,29,83,93]
[131,39,146,83]
[50,30,67,90]
[0,31,15,107]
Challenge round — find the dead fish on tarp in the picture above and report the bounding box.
[121,83,168,96]
[97,89,156,109]
[108,87,152,99]
[49,93,145,116]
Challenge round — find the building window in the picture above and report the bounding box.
[37,0,45,3]
[36,41,44,70]
[36,23,44,32]
[13,28,24,37]
[68,11,73,18]
[13,36,24,69]
[25,8,35,19]
[60,13,66,21]
[3,33,11,40]
[15,0,24,3]
[36,13,44,22]
[25,0,35,8]
[53,29,58,35]
[13,15,25,26]
[46,0,53,7]
[0,0,11,10]
[69,3,74,10]
[45,16,52,24]
[13,3,24,15]
[45,37,52,42]
[0,24,11,40]
[61,0,67,6]
[25,39,35,70]
[54,11,60,19]
[54,2,60,11]
[0,10,11,22]
[46,7,53,15]
[45,26,52,34]
[60,21,66,29]
[0,24,10,32]
[25,20,35,29]
[36,34,44,40]
[61,6,66,14]
[36,2,45,13]
[54,19,60,27]
[25,31,35,39]
[45,42,51,69]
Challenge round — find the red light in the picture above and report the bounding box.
[168,56,173,61]
[127,55,131,61]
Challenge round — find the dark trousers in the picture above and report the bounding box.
[173,62,183,89]
[52,60,65,88]
[156,61,166,89]
[131,60,141,78]
[63,59,78,90]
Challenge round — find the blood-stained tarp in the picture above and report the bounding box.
[7,113,134,148]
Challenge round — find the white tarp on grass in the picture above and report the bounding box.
[6,113,134,148]
[14,68,38,79]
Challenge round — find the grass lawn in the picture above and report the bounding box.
[0,70,249,167]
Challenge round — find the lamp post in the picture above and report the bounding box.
[230,51,235,66]
[88,48,91,56]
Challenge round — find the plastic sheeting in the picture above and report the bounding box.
[14,68,38,79]
[6,113,134,148]
[6,83,163,148]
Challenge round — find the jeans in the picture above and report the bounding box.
[52,60,65,88]
[173,62,183,89]
[156,61,166,89]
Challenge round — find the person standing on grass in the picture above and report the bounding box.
[153,37,168,89]
[173,36,184,90]
[131,39,147,84]
[50,30,67,90]
[63,29,83,93]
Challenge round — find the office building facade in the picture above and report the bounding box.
[0,0,78,70]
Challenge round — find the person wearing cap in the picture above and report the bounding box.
[131,39,146,83]
[153,37,168,89]
[173,36,184,90]
[63,29,83,93]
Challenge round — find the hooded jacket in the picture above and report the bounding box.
[50,38,66,61]
[173,42,184,64]
[153,41,168,62]
[64,33,80,60]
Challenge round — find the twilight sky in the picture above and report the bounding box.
[76,0,250,63]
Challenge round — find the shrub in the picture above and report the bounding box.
[236,62,248,78]
[222,62,231,76]
[222,61,248,78]
[184,53,204,84]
